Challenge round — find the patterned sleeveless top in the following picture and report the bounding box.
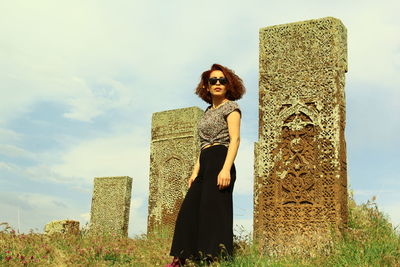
[198,100,241,149]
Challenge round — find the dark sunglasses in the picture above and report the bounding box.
[208,77,227,85]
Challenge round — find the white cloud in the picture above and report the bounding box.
[49,127,150,193]
[2,0,399,125]
[0,144,36,159]
[62,77,105,122]
[0,128,148,202]
[0,128,21,142]
[0,161,17,172]
[62,77,137,122]
[24,164,74,185]
[0,2,134,123]
[345,2,400,90]
[381,203,400,229]
[0,0,245,124]
[0,125,151,195]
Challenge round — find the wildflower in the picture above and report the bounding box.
[95,246,103,254]
[30,255,34,260]
[5,256,12,261]
[20,255,25,261]
[5,250,10,254]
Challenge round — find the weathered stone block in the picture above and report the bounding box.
[254,17,348,252]
[147,107,203,233]
[89,176,132,237]
[44,220,79,235]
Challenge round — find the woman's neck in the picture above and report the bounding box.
[211,97,228,109]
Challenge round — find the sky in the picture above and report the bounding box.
[0,0,399,238]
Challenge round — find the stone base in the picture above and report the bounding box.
[44,220,80,235]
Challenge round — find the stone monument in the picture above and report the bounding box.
[147,107,203,233]
[44,220,80,235]
[89,176,132,237]
[254,17,348,251]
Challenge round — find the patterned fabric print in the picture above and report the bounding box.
[198,101,241,149]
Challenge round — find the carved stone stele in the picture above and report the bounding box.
[254,17,348,251]
[147,107,203,234]
[89,176,132,237]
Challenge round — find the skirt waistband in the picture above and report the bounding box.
[200,144,227,152]
[201,143,228,151]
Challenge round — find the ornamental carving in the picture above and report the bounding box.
[89,176,132,237]
[147,107,203,234]
[254,17,348,252]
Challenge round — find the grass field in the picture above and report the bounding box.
[1,195,399,266]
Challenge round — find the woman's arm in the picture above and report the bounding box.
[188,154,200,188]
[217,110,241,190]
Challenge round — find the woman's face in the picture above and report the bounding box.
[208,70,227,99]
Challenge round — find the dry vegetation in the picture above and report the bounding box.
[1,195,399,266]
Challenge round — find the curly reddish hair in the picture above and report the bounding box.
[195,63,246,104]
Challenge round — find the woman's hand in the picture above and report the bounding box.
[188,176,196,188]
[217,169,231,190]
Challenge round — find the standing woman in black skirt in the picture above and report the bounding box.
[165,63,245,266]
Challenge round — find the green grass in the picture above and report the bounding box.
[1,196,399,266]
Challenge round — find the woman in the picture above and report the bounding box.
[165,64,245,266]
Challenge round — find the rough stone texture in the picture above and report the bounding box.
[89,176,132,237]
[44,220,80,235]
[147,107,203,234]
[254,17,348,251]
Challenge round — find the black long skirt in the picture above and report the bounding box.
[170,145,236,260]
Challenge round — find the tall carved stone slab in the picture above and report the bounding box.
[148,107,203,233]
[89,176,132,237]
[254,17,348,250]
